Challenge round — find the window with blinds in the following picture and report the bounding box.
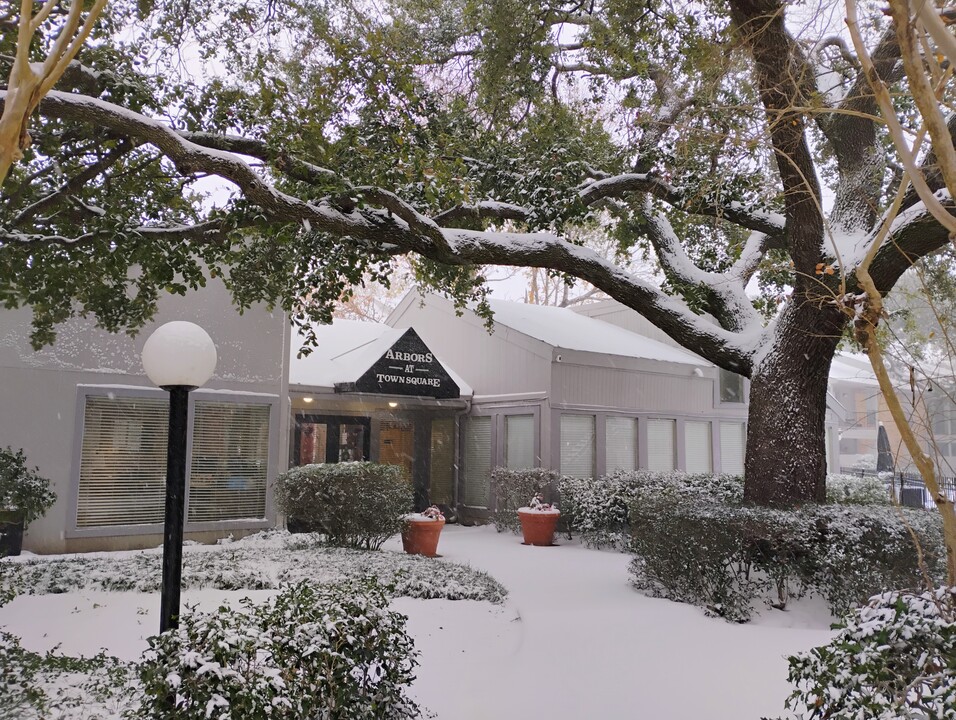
[505,415,535,469]
[188,402,270,523]
[685,421,713,474]
[606,416,637,473]
[462,416,491,507]
[647,419,676,472]
[77,396,169,528]
[430,417,455,505]
[560,414,595,479]
[719,422,746,475]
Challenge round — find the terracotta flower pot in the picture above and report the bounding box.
[517,509,560,546]
[401,517,445,557]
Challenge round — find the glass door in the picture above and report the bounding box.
[294,416,370,466]
[379,420,415,479]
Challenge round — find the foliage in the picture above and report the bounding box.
[782,587,956,720]
[0,629,133,719]
[10,531,507,603]
[274,463,412,550]
[825,473,893,506]
[560,471,744,550]
[490,467,561,534]
[618,472,946,622]
[0,447,56,527]
[135,580,419,720]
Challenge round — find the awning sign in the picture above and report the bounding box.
[339,328,460,399]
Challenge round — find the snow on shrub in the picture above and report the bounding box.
[623,472,946,622]
[491,468,561,534]
[825,473,893,506]
[136,580,419,720]
[560,471,744,550]
[274,462,413,550]
[782,586,956,720]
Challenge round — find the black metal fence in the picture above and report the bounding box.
[840,467,956,509]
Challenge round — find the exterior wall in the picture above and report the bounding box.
[0,277,290,553]
[387,292,553,397]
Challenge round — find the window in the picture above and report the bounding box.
[505,415,535,469]
[719,369,745,403]
[77,395,168,528]
[606,417,637,473]
[646,419,676,472]
[685,421,712,473]
[77,394,272,530]
[560,415,595,478]
[719,422,746,475]
[430,418,456,506]
[840,437,859,455]
[187,402,270,523]
[462,416,491,507]
[864,394,879,427]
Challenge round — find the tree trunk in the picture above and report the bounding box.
[744,298,846,507]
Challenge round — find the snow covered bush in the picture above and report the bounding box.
[561,471,744,550]
[626,474,946,621]
[782,586,956,719]
[491,467,561,534]
[274,462,413,549]
[0,447,56,527]
[825,473,892,506]
[136,580,419,720]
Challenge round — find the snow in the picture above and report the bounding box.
[289,320,473,395]
[485,298,715,366]
[0,526,835,719]
[829,352,880,386]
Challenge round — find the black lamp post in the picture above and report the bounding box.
[142,321,217,634]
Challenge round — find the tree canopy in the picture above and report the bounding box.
[3,0,955,505]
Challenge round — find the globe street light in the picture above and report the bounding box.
[141,321,217,633]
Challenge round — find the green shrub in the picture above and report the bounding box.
[825,473,892,506]
[136,580,419,720]
[0,447,55,527]
[782,586,956,719]
[623,472,946,621]
[491,467,561,534]
[274,462,412,550]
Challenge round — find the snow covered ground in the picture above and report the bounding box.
[0,525,836,719]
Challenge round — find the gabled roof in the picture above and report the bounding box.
[829,352,879,387]
[484,298,712,366]
[288,319,473,395]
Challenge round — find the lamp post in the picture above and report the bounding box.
[141,321,217,633]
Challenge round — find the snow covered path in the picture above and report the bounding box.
[390,525,835,720]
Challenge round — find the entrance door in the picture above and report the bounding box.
[293,416,371,466]
[379,420,415,479]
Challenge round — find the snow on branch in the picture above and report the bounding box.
[579,173,786,235]
[432,201,531,226]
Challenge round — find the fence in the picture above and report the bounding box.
[840,467,956,509]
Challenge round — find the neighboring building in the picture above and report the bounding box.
[0,278,290,554]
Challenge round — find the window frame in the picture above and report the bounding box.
[68,385,278,539]
[716,368,748,406]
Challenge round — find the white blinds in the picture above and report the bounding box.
[430,418,456,505]
[505,415,535,469]
[685,421,713,473]
[606,416,637,473]
[462,416,491,507]
[647,419,676,472]
[77,395,271,529]
[187,402,270,523]
[720,422,746,475]
[77,396,168,528]
[560,414,595,479]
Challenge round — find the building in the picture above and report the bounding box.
[0,279,290,553]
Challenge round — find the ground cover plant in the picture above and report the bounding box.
[2,530,506,603]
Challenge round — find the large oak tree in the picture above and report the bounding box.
[2,0,954,506]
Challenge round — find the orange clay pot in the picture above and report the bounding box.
[401,517,445,557]
[517,509,560,546]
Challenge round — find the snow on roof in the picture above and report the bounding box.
[289,319,472,395]
[829,352,879,386]
[486,299,712,366]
